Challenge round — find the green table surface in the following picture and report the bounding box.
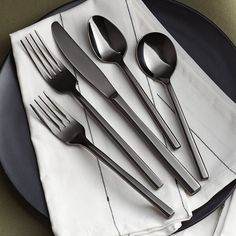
[0,1,236,235]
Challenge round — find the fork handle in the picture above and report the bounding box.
[72,89,163,190]
[86,140,174,218]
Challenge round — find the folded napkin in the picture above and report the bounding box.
[10,0,236,235]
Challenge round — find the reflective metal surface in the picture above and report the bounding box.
[88,15,181,149]
[137,33,209,180]
[31,93,175,218]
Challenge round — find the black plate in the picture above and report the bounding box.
[0,0,235,232]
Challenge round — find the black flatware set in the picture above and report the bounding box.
[20,15,209,218]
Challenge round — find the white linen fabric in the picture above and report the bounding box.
[10,0,236,235]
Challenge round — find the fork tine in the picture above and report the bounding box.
[39,94,67,125]
[34,97,62,130]
[30,102,61,133]
[37,93,73,126]
[25,36,56,78]
[34,30,64,70]
[43,92,73,123]
[21,38,52,80]
[31,32,61,74]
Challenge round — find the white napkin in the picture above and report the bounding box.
[10,0,236,235]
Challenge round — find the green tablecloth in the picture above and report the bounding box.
[0,1,235,235]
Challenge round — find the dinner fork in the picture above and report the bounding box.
[20,31,163,190]
[20,31,201,195]
[30,93,174,218]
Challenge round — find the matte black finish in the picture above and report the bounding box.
[88,15,181,150]
[31,94,175,218]
[137,33,209,180]
[0,0,235,230]
[51,22,201,195]
[21,31,163,190]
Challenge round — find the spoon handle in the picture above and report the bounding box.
[111,94,202,194]
[119,61,180,150]
[86,140,175,218]
[72,89,163,190]
[167,83,209,180]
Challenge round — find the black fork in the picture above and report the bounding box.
[30,93,175,218]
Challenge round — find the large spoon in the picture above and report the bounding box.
[88,15,180,150]
[137,32,209,180]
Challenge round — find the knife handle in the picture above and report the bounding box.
[111,93,201,195]
[111,93,164,146]
[72,89,163,190]
[86,140,174,218]
[119,60,180,150]
[167,83,209,180]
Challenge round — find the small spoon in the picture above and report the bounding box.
[137,32,209,180]
[88,15,180,150]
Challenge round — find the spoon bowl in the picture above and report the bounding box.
[137,32,177,84]
[88,15,127,63]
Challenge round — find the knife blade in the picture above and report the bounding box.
[52,23,116,98]
[51,22,201,195]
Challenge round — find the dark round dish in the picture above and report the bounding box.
[0,0,235,232]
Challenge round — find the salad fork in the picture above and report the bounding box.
[30,93,174,218]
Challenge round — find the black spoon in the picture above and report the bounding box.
[137,32,209,180]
